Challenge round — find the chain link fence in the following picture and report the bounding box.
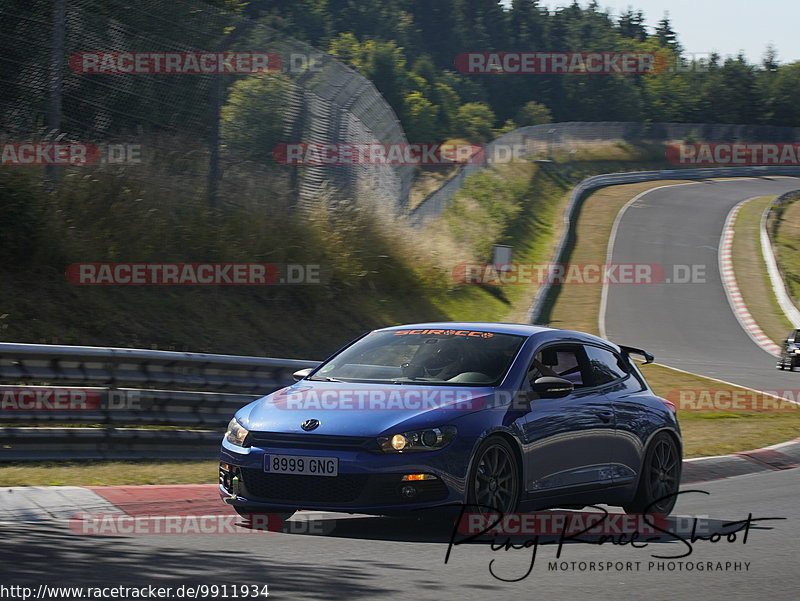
[0,0,411,211]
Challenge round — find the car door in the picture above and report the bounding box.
[582,344,644,485]
[520,343,617,494]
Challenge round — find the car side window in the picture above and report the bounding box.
[583,345,628,386]
[528,346,586,388]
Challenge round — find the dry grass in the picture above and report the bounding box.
[773,195,800,305]
[640,362,800,458]
[0,460,218,486]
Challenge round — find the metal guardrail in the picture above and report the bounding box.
[0,343,320,460]
[527,166,800,324]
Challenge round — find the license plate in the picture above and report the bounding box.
[264,454,339,477]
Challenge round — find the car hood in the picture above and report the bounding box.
[236,380,497,436]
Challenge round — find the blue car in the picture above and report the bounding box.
[219,322,681,521]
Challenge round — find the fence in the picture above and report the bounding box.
[0,0,411,212]
[0,342,319,460]
[410,122,800,225]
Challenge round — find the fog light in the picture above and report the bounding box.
[401,474,438,481]
[400,485,417,499]
[391,434,408,451]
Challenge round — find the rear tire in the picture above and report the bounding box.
[624,432,681,516]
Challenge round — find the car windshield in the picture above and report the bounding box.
[309,328,526,386]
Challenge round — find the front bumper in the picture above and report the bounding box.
[219,437,469,514]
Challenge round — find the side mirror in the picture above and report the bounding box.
[292,368,314,382]
[532,376,574,399]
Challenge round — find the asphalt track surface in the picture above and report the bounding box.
[0,469,797,600]
[605,177,800,391]
[2,177,800,600]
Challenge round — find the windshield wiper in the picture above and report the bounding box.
[309,376,344,382]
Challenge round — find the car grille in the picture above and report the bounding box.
[245,432,378,452]
[240,469,368,503]
[238,468,448,506]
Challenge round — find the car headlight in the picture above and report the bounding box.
[225,418,250,447]
[378,426,456,453]
[793,349,800,354]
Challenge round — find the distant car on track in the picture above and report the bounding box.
[777,329,800,371]
[219,322,681,521]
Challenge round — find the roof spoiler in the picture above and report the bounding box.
[619,345,655,364]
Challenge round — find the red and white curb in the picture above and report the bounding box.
[718,199,782,356]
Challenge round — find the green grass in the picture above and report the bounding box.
[730,196,793,345]
[640,362,800,458]
[771,193,800,308]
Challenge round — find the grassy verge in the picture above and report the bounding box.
[640,362,800,458]
[771,193,800,307]
[0,460,218,487]
[730,196,793,345]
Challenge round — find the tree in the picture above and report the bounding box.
[403,91,440,143]
[514,101,553,126]
[762,44,779,72]
[431,82,462,138]
[361,40,410,113]
[454,102,496,142]
[618,9,646,42]
[655,13,681,54]
[765,62,800,126]
[328,33,364,70]
[221,74,289,161]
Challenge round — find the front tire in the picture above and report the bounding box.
[624,432,681,515]
[466,437,520,515]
